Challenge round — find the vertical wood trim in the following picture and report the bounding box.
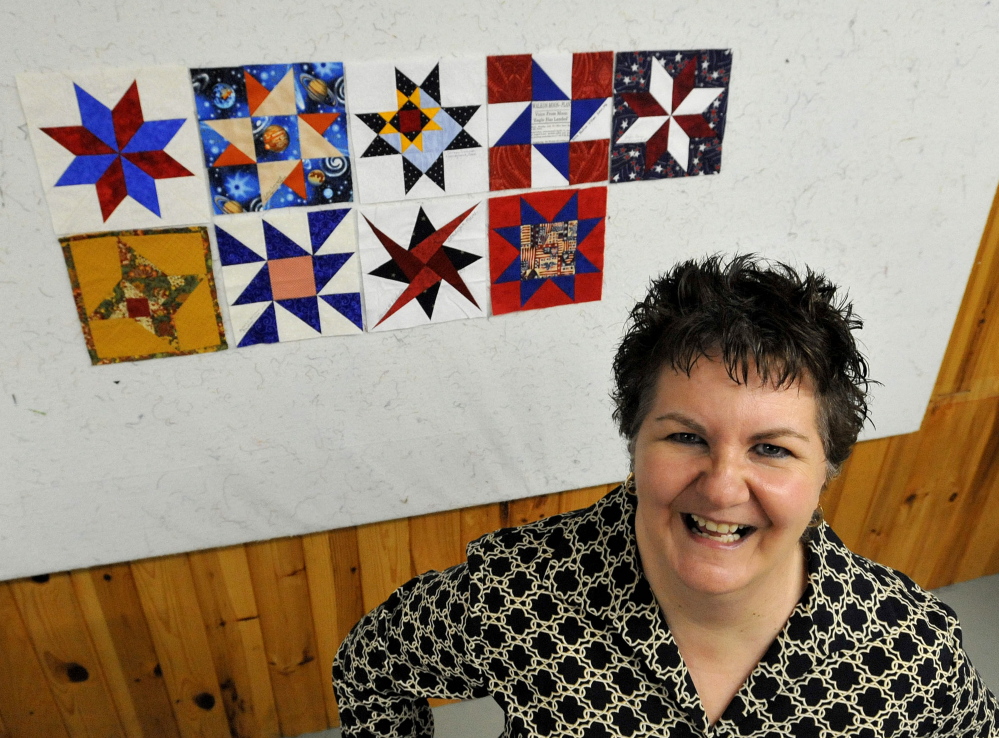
[824,437,892,551]
[300,531,344,727]
[508,493,562,527]
[560,484,613,514]
[459,503,506,553]
[356,518,413,613]
[410,509,464,574]
[327,527,365,651]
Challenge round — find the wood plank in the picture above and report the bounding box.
[75,563,182,738]
[410,509,464,574]
[459,503,506,553]
[131,555,231,738]
[244,538,328,737]
[559,484,613,514]
[300,531,344,727]
[9,572,127,738]
[508,492,561,527]
[188,546,280,738]
[327,527,365,651]
[823,437,892,551]
[355,518,413,613]
[0,582,69,738]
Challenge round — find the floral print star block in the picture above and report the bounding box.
[18,67,209,234]
[611,50,732,182]
[60,226,226,364]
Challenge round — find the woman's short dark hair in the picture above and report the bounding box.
[612,254,872,475]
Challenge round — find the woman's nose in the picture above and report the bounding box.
[698,452,751,508]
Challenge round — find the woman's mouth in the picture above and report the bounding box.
[684,513,755,543]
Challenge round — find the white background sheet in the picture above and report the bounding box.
[1,0,998,579]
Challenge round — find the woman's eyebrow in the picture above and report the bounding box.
[750,428,811,443]
[652,412,708,435]
[653,413,811,443]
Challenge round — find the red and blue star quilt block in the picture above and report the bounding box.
[611,49,731,182]
[488,52,613,191]
[489,186,606,315]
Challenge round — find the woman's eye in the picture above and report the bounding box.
[668,433,704,445]
[755,443,790,458]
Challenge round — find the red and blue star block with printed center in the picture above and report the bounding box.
[489,187,606,315]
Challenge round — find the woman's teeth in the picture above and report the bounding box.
[688,513,751,543]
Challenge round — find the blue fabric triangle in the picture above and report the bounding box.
[534,143,570,179]
[313,253,352,292]
[520,198,549,226]
[263,221,310,259]
[74,84,117,150]
[308,209,350,251]
[494,225,523,248]
[551,274,575,299]
[233,264,273,304]
[216,227,264,265]
[56,154,116,186]
[320,293,363,330]
[121,158,160,216]
[278,296,322,332]
[520,277,547,305]
[553,191,579,223]
[496,256,522,284]
[494,105,532,147]
[122,119,185,153]
[575,250,599,274]
[570,98,606,139]
[238,303,279,346]
[576,216,603,246]
[531,60,569,101]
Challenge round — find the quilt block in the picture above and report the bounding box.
[488,52,612,191]
[489,187,606,314]
[190,62,352,214]
[611,49,731,182]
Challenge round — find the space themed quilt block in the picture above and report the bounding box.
[488,52,613,191]
[357,198,488,331]
[60,226,226,364]
[610,49,731,182]
[346,58,489,203]
[17,67,210,235]
[489,186,606,315]
[190,62,353,214]
[215,208,364,347]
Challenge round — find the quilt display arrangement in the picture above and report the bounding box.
[16,49,731,364]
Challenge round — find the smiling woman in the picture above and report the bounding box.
[334,256,999,737]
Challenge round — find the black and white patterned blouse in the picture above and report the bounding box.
[334,485,998,736]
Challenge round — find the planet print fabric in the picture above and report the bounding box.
[357,198,488,331]
[611,49,732,183]
[60,226,226,364]
[346,58,489,203]
[489,186,607,315]
[17,67,210,235]
[488,52,613,191]
[190,62,353,215]
[215,208,363,347]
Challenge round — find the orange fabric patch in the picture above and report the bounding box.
[268,255,316,300]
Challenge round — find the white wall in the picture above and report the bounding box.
[1,0,997,579]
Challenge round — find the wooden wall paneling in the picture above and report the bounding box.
[356,518,413,612]
[0,582,70,738]
[243,538,329,737]
[300,531,345,727]
[508,493,562,527]
[130,555,231,738]
[327,527,365,650]
[0,708,9,738]
[823,437,893,551]
[74,563,182,738]
[410,508,465,574]
[187,546,280,738]
[459,502,507,553]
[559,484,613,514]
[8,573,127,738]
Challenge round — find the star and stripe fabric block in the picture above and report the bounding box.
[346,59,489,203]
[488,52,613,191]
[18,67,209,235]
[611,49,731,182]
[215,208,363,347]
[190,62,352,214]
[489,186,606,315]
[60,226,226,364]
[358,198,488,331]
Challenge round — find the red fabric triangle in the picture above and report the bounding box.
[213,143,255,167]
[527,189,576,223]
[244,71,270,115]
[283,160,308,199]
[299,112,339,135]
[524,278,574,310]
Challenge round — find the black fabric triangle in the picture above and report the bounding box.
[370,259,410,284]
[356,112,387,135]
[402,157,423,193]
[444,105,479,128]
[420,64,441,103]
[409,207,437,249]
[443,245,481,271]
[395,68,418,97]
[445,128,480,151]
[415,281,441,319]
[362,136,399,158]
[425,154,446,190]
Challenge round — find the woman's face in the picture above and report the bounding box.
[632,357,827,599]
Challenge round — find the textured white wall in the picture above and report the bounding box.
[1,0,997,579]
